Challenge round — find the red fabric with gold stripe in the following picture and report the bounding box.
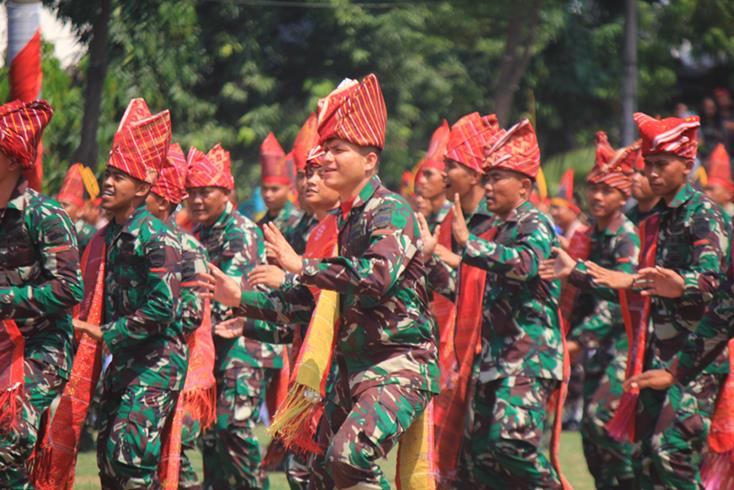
[152,143,188,204]
[444,113,499,174]
[186,144,234,190]
[482,118,541,179]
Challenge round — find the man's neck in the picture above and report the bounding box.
[0,173,21,209]
[662,182,686,205]
[113,201,139,225]
[314,204,338,221]
[339,176,373,203]
[496,198,527,221]
[595,209,620,231]
[637,197,660,213]
[429,194,448,215]
[460,185,484,216]
[268,206,283,218]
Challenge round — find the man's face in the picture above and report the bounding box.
[186,186,229,225]
[704,183,734,207]
[101,167,148,214]
[483,169,527,216]
[304,165,340,212]
[59,200,81,221]
[415,166,446,200]
[587,182,626,221]
[644,153,691,198]
[632,169,656,202]
[320,139,376,193]
[145,192,170,221]
[261,183,291,212]
[550,204,579,230]
[444,159,479,200]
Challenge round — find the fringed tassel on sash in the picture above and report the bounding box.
[0,319,24,434]
[30,231,107,490]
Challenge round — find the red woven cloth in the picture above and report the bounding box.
[57,163,86,208]
[707,143,733,192]
[292,113,319,172]
[482,118,541,179]
[152,143,188,204]
[634,112,700,160]
[444,112,499,174]
[317,74,387,149]
[261,132,289,186]
[586,132,637,197]
[186,145,234,190]
[0,99,52,169]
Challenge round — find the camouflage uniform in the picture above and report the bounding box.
[96,205,186,489]
[456,200,564,489]
[257,199,304,247]
[426,198,452,233]
[171,220,210,490]
[0,180,83,489]
[566,212,639,488]
[75,218,97,254]
[238,175,439,489]
[634,183,730,489]
[289,211,318,255]
[196,201,282,490]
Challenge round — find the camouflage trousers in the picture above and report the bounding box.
[202,365,268,489]
[285,452,309,490]
[581,349,634,489]
[634,372,725,490]
[458,375,562,489]
[96,383,178,489]
[179,413,203,490]
[309,374,431,490]
[0,358,66,490]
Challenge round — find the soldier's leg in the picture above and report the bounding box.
[202,365,266,489]
[633,384,666,488]
[324,383,431,490]
[581,351,634,489]
[0,358,66,489]
[179,414,202,490]
[285,452,310,490]
[468,375,562,489]
[645,373,723,490]
[96,384,177,489]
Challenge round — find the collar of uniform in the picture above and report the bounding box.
[596,210,625,236]
[501,199,532,223]
[206,201,234,232]
[666,182,695,209]
[433,198,453,224]
[120,204,152,237]
[5,177,29,213]
[338,175,382,219]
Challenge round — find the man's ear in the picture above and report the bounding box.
[521,177,533,198]
[134,181,152,198]
[365,151,379,176]
[468,168,481,187]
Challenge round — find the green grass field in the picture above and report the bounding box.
[71,428,594,489]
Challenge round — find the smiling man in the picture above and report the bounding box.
[72,98,185,489]
[452,119,565,488]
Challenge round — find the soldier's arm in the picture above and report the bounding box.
[673,279,734,385]
[179,243,208,335]
[424,255,456,301]
[677,203,729,307]
[101,229,180,353]
[300,198,418,305]
[568,300,617,350]
[569,226,640,302]
[461,215,550,281]
[0,204,83,317]
[237,279,315,327]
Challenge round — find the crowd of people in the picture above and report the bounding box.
[1,73,734,490]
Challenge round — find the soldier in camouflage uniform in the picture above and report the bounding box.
[414,120,452,233]
[542,133,641,489]
[579,113,730,489]
[258,132,303,244]
[56,162,98,253]
[454,119,564,488]
[0,100,84,489]
[71,99,187,489]
[212,74,438,489]
[186,144,282,489]
[146,143,209,489]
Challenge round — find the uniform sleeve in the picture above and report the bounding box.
[425,255,457,301]
[179,243,208,335]
[101,229,181,353]
[677,203,729,307]
[0,204,83,317]
[461,214,551,281]
[237,283,315,327]
[674,279,734,385]
[568,226,640,302]
[300,199,418,307]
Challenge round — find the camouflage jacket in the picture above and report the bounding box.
[427,197,494,300]
[427,198,453,233]
[645,183,730,374]
[240,176,439,393]
[75,219,97,254]
[567,213,640,370]
[101,205,187,392]
[196,202,283,373]
[169,218,208,337]
[289,211,319,255]
[0,179,83,380]
[624,203,657,227]
[257,199,304,247]
[461,200,564,382]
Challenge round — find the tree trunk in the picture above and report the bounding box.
[493,0,544,126]
[621,0,638,145]
[72,0,111,167]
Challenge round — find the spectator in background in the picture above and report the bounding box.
[714,87,734,153]
[700,96,723,159]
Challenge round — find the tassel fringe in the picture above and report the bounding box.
[267,383,324,455]
[606,391,639,442]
